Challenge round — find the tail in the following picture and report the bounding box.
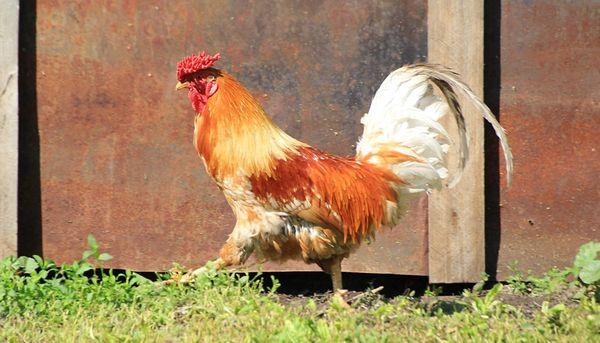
[356,63,513,195]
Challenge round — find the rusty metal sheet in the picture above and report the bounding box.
[37,0,428,274]
[496,1,600,278]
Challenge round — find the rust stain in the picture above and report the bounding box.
[36,0,428,274]
[496,1,600,278]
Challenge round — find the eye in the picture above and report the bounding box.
[206,75,215,82]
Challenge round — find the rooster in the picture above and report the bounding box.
[172,51,512,291]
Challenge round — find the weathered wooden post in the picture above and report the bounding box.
[0,0,19,258]
[428,0,486,282]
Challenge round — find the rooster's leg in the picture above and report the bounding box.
[178,258,227,283]
[318,256,344,291]
[167,236,253,284]
[324,256,350,307]
[330,255,344,291]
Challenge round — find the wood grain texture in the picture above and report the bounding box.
[0,0,19,258]
[427,0,485,283]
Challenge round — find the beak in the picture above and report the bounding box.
[175,81,189,91]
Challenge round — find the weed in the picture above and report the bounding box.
[424,285,443,297]
[1,241,599,341]
[573,241,600,286]
[463,283,516,318]
[82,234,113,267]
[506,262,573,295]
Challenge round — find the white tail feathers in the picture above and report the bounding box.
[356,63,513,194]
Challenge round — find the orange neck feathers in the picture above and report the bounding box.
[194,72,305,179]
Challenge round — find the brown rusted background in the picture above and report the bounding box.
[36,1,429,274]
[495,1,600,278]
[28,0,599,280]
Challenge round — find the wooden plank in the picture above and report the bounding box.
[0,0,19,258]
[427,0,485,283]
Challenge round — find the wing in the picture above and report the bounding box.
[248,146,398,242]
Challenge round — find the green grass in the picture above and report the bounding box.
[1,240,600,342]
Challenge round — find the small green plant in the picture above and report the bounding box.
[541,301,566,328]
[424,285,443,297]
[82,234,113,266]
[506,262,571,295]
[463,282,513,318]
[572,241,600,285]
[505,262,529,293]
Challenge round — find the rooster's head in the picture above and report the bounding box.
[176,51,221,113]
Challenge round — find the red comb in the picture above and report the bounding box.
[176,51,221,80]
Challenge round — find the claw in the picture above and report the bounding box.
[160,266,206,285]
[179,267,207,283]
[160,259,225,286]
[160,278,176,286]
[332,289,351,309]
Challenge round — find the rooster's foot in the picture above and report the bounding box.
[161,261,221,285]
[332,289,351,309]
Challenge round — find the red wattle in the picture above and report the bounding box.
[188,80,218,114]
[188,88,207,114]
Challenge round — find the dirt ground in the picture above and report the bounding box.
[275,281,584,317]
[139,270,588,316]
